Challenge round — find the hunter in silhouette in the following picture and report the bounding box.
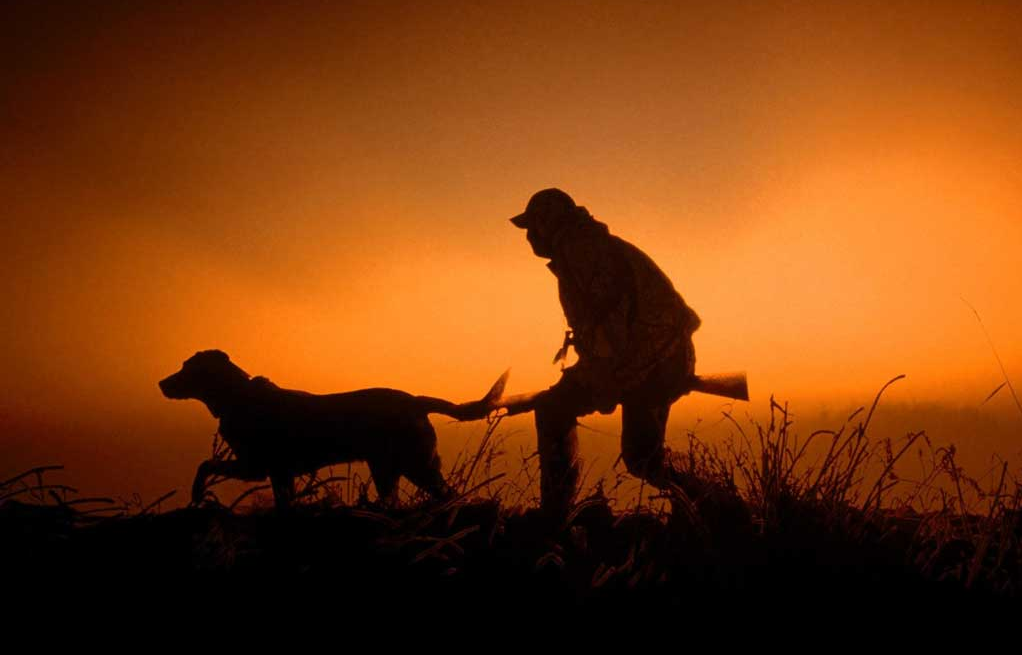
[507,188,703,520]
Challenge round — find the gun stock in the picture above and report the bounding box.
[690,372,748,402]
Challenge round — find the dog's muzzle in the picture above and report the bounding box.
[159,373,188,399]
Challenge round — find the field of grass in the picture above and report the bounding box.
[3,378,1019,609]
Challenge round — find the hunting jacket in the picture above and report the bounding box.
[547,215,701,398]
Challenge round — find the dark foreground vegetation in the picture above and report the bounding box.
[4,381,1020,610]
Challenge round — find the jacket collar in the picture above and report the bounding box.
[546,217,610,274]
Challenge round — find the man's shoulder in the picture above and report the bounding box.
[552,221,617,266]
[556,224,671,281]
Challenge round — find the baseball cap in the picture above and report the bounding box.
[509,188,577,229]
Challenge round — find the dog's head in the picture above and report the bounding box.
[159,350,251,413]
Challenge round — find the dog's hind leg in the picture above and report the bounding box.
[405,452,455,502]
[405,418,455,501]
[369,462,401,508]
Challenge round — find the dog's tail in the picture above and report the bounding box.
[415,369,510,421]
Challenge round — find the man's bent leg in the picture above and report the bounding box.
[620,401,705,499]
[620,402,670,487]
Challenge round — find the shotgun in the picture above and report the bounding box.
[495,371,749,417]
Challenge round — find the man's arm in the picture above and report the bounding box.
[558,236,635,360]
[553,236,642,406]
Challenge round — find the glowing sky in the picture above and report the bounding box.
[3,0,1020,501]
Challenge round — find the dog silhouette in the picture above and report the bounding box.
[160,350,507,509]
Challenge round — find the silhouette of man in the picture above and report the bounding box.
[510,188,703,520]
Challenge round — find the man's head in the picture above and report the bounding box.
[510,188,579,258]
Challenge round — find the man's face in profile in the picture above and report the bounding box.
[524,212,556,258]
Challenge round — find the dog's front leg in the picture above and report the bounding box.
[270,473,294,511]
[191,459,216,506]
[191,459,266,506]
[269,474,294,511]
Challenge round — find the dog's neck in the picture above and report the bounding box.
[201,376,259,419]
[204,395,233,419]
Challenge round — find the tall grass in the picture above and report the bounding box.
[3,378,1020,595]
[661,375,1021,593]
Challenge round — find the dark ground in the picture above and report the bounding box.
[2,491,1007,614]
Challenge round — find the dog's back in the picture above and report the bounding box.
[230,380,433,469]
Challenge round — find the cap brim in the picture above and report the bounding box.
[510,212,531,228]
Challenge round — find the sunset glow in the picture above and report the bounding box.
[3,0,1020,503]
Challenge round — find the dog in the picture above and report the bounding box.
[159,350,508,509]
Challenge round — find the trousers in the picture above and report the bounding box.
[533,343,697,519]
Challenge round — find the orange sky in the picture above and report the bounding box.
[2,0,1020,502]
